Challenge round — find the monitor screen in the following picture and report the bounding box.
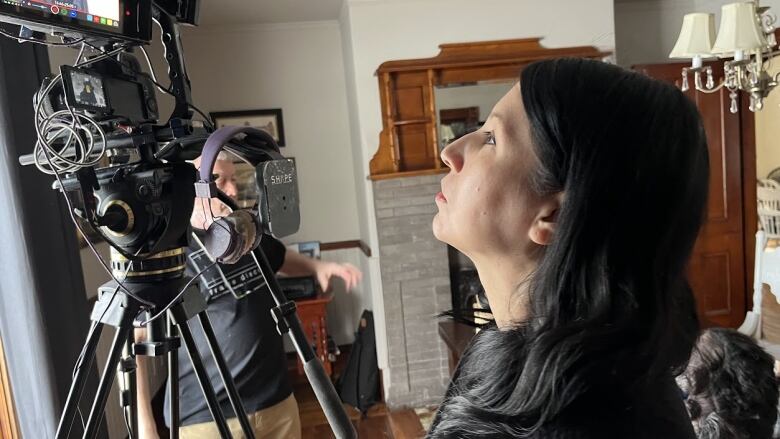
[0,0,151,42]
[68,68,107,109]
[2,0,120,29]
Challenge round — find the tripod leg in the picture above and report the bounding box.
[253,248,356,439]
[83,324,132,439]
[56,321,104,439]
[172,306,233,439]
[198,311,255,439]
[117,336,138,438]
[168,312,180,439]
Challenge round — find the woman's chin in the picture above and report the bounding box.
[432,214,446,243]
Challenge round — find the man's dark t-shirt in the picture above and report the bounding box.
[164,235,292,427]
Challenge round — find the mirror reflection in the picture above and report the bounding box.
[434,80,515,150]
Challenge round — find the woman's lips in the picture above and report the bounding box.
[435,191,447,203]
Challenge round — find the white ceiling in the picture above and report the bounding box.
[196,0,346,27]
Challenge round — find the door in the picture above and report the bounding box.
[635,62,756,328]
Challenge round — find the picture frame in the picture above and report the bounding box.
[210,108,286,147]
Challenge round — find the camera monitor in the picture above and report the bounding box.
[61,65,157,123]
[0,0,152,43]
[62,66,108,111]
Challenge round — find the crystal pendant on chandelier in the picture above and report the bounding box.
[669,2,779,112]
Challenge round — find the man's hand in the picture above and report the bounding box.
[314,261,362,292]
[280,249,363,292]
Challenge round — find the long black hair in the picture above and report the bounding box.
[429,58,709,437]
[679,328,779,439]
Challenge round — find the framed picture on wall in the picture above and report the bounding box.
[210,108,286,147]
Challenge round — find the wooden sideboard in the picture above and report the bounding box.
[294,292,335,377]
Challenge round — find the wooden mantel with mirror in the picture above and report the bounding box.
[369,38,610,179]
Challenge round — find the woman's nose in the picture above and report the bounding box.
[440,136,465,172]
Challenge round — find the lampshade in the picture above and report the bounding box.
[711,2,768,54]
[670,13,717,58]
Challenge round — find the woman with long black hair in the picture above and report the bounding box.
[428,58,708,438]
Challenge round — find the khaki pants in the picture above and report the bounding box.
[179,394,301,439]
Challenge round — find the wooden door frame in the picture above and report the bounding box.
[0,335,20,439]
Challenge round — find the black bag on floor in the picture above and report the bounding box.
[337,310,379,414]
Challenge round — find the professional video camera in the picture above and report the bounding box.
[0,1,355,438]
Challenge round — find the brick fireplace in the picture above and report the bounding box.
[373,173,452,408]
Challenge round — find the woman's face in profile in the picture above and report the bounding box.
[433,83,546,263]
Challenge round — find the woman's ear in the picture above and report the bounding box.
[529,193,563,246]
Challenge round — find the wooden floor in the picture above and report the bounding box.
[289,349,426,439]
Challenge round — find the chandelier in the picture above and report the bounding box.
[670,1,778,113]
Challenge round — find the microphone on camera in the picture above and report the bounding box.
[194,126,300,264]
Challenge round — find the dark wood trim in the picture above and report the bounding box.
[387,409,426,438]
[320,240,372,257]
[369,168,448,181]
[0,336,20,439]
[439,106,480,125]
[392,119,429,126]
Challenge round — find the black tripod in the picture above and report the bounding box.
[55,272,256,439]
[55,246,357,439]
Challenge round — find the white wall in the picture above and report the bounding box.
[756,61,780,179]
[178,22,361,245]
[339,0,615,389]
[615,0,696,67]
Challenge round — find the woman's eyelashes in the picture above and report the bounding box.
[484,131,496,145]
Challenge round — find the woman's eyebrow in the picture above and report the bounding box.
[487,111,511,139]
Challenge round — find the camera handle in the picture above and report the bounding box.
[152,3,193,123]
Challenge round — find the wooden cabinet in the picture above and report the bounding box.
[294,292,335,377]
[635,62,757,328]
[369,38,610,179]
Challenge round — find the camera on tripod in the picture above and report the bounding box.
[8,0,302,274]
[0,1,356,438]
